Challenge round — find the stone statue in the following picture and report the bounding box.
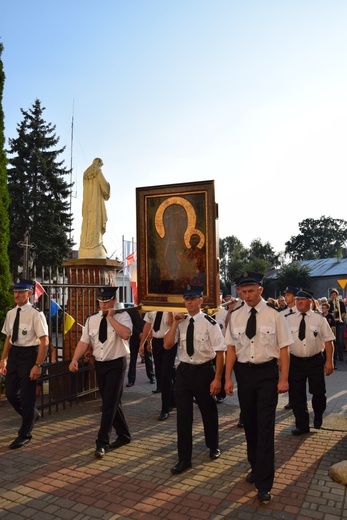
[78,158,110,259]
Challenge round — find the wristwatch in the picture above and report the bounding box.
[35,363,43,368]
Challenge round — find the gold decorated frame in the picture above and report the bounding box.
[136,180,220,312]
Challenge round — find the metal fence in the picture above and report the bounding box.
[33,266,102,416]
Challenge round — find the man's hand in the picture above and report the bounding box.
[0,360,7,376]
[225,379,234,396]
[210,377,221,396]
[277,378,289,394]
[69,360,79,373]
[29,365,42,381]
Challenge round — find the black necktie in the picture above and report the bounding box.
[246,308,257,339]
[153,311,163,332]
[12,308,21,343]
[186,317,194,356]
[298,313,306,341]
[99,314,108,343]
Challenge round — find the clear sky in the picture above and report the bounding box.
[2,0,347,260]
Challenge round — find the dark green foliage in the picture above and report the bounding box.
[284,216,347,260]
[0,43,13,341]
[7,99,73,276]
[219,236,279,293]
[276,263,311,293]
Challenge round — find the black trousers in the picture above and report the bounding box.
[6,345,39,439]
[127,342,154,383]
[151,337,165,390]
[94,357,130,448]
[160,343,177,414]
[234,360,279,493]
[289,353,326,430]
[175,361,218,462]
[334,324,345,361]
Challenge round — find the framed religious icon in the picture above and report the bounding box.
[136,180,220,312]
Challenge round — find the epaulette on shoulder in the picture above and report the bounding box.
[204,314,217,325]
[230,301,244,314]
[32,305,43,313]
[267,302,280,312]
[89,311,99,317]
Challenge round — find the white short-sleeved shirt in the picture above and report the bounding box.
[80,310,132,361]
[282,305,297,317]
[2,303,48,346]
[286,310,335,357]
[176,311,226,365]
[225,299,293,364]
[215,308,228,337]
[144,311,171,338]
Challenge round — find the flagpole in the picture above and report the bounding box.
[122,235,125,303]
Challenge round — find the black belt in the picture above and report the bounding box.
[291,352,323,361]
[180,360,214,368]
[236,358,278,368]
[11,344,39,348]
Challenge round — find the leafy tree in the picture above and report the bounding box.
[246,238,280,268]
[0,43,13,336]
[219,237,280,294]
[275,262,311,293]
[284,216,347,260]
[7,99,73,276]
[219,236,247,292]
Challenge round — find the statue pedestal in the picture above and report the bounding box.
[62,258,121,358]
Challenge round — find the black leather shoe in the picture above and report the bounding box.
[158,412,169,421]
[237,419,244,428]
[291,427,310,436]
[209,448,221,460]
[314,417,323,429]
[246,471,256,484]
[94,446,108,459]
[9,437,31,449]
[170,461,192,475]
[126,381,135,387]
[257,490,271,504]
[152,389,161,394]
[284,402,292,410]
[149,378,156,384]
[109,437,131,449]
[216,396,225,403]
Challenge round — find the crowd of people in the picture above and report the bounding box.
[0,275,343,506]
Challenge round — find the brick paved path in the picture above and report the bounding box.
[1,357,346,519]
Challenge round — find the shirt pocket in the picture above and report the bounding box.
[89,328,99,343]
[17,322,31,338]
[231,326,246,347]
[289,326,299,339]
[309,324,320,340]
[195,332,210,351]
[259,325,276,347]
[179,333,187,351]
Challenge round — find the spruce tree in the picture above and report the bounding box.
[0,43,13,330]
[7,99,73,275]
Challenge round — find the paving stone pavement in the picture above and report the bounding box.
[0,356,346,520]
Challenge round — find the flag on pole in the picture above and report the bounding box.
[64,313,75,334]
[126,251,138,304]
[49,299,62,318]
[34,281,45,302]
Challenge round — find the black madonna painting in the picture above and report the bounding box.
[136,181,219,311]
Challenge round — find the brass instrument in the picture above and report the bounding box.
[334,297,343,323]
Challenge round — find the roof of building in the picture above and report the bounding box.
[266,257,347,281]
[300,258,347,277]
